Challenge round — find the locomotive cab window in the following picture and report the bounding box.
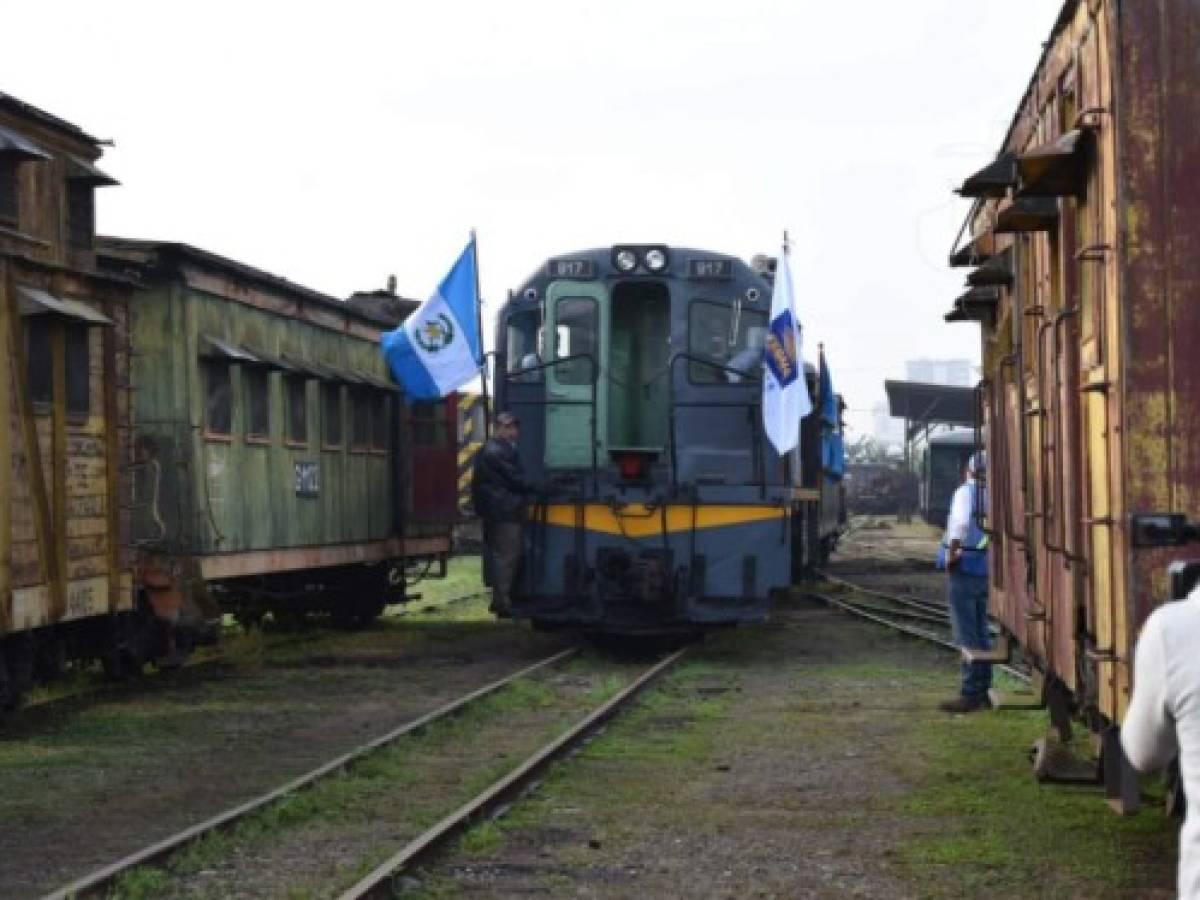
[505,309,542,381]
[550,297,597,385]
[285,375,308,445]
[204,360,232,437]
[688,300,768,384]
[244,367,271,442]
[322,382,343,448]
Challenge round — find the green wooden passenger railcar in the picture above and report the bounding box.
[99,239,455,627]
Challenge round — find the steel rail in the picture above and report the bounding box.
[337,647,688,900]
[43,647,579,900]
[817,568,947,617]
[810,590,1030,685]
[16,592,492,718]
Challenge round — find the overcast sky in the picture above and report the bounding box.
[4,1,1058,439]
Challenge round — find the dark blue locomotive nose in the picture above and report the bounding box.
[492,244,846,636]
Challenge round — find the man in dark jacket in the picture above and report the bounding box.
[471,411,538,616]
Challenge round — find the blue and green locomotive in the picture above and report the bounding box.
[493,244,845,634]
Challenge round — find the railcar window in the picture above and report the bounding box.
[552,297,596,385]
[322,382,343,447]
[505,309,542,381]
[687,301,768,384]
[67,183,94,250]
[204,361,232,436]
[26,317,52,406]
[66,324,90,418]
[351,389,371,449]
[0,158,17,228]
[245,367,270,441]
[410,402,445,447]
[371,393,390,450]
[285,376,307,445]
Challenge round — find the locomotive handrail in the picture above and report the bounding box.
[502,352,600,493]
[664,352,765,496]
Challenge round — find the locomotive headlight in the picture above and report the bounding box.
[643,248,668,272]
[613,249,638,273]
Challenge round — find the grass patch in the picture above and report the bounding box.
[889,704,1178,896]
[109,663,621,894]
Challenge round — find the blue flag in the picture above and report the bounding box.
[381,237,482,401]
[819,347,837,428]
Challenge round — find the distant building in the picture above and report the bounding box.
[904,358,974,387]
[871,399,905,449]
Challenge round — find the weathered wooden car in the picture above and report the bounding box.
[0,94,149,705]
[97,239,457,630]
[946,0,1200,808]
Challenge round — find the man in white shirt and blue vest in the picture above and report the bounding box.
[938,452,992,713]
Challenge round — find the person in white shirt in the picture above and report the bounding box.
[1122,584,1200,898]
[937,452,992,713]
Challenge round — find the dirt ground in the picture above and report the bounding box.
[403,526,1179,899]
[0,534,1182,898]
[0,568,566,899]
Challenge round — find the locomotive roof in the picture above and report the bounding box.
[512,245,754,289]
[96,237,418,329]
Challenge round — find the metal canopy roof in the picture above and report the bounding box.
[956,153,1017,198]
[17,286,113,325]
[885,380,977,440]
[0,124,51,160]
[66,155,119,186]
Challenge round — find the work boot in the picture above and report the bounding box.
[938,695,989,714]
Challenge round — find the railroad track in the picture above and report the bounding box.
[9,590,494,721]
[44,645,686,899]
[811,569,1029,685]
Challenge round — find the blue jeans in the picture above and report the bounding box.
[948,571,992,699]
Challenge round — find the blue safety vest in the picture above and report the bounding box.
[936,482,988,577]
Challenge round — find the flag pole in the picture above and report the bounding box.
[470,228,491,439]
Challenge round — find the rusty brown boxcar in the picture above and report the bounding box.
[946,0,1200,808]
[0,94,171,706]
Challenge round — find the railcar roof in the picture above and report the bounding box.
[0,92,101,146]
[96,236,417,329]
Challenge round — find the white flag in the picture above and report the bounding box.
[762,245,812,454]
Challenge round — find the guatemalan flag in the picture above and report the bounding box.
[762,243,812,454]
[382,237,482,401]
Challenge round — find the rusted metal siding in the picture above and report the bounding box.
[962,0,1200,725]
[1116,0,1200,715]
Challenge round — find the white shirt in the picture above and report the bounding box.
[945,477,976,544]
[1122,586,1200,898]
